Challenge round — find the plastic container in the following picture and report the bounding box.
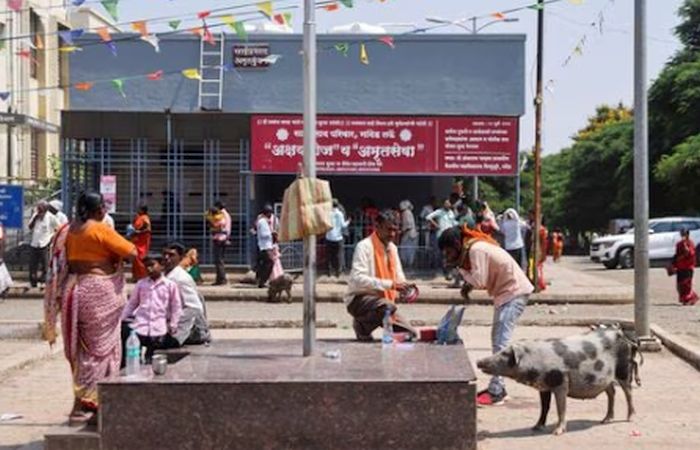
[125,330,141,376]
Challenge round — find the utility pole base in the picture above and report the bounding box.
[637,335,662,353]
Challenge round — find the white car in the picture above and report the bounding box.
[590,217,700,269]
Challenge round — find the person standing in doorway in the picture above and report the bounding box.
[326,199,350,278]
[399,200,418,270]
[28,201,59,288]
[255,204,275,288]
[130,205,151,281]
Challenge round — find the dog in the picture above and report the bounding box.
[267,273,299,303]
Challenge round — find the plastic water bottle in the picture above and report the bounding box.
[382,309,393,345]
[125,330,141,376]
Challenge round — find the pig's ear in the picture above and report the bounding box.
[508,345,525,366]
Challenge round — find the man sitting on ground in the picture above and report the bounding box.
[344,209,417,342]
[162,243,212,346]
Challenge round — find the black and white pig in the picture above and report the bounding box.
[476,325,641,435]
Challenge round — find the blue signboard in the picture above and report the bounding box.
[0,185,24,229]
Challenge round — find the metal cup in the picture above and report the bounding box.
[151,354,168,376]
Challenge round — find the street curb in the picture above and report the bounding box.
[0,321,43,339]
[0,340,62,380]
[650,324,700,371]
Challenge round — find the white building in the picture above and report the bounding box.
[0,2,114,194]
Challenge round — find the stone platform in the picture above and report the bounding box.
[50,339,477,450]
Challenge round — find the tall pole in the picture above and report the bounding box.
[302,0,317,356]
[532,0,544,292]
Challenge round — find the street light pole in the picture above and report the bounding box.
[302,0,317,357]
[633,0,661,351]
[532,0,545,292]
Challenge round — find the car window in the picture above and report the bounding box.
[674,221,700,231]
[650,222,673,233]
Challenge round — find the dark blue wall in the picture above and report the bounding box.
[69,33,525,116]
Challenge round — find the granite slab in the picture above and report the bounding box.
[99,339,477,450]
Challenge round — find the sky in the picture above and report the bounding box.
[115,0,686,155]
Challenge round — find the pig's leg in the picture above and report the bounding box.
[533,391,551,431]
[552,383,569,435]
[618,379,636,420]
[601,384,615,423]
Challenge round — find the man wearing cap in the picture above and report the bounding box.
[255,204,276,288]
[48,200,69,226]
[345,209,417,342]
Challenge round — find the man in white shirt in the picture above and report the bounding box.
[325,199,350,278]
[255,204,275,288]
[345,210,417,342]
[48,200,69,226]
[28,201,59,288]
[162,243,211,346]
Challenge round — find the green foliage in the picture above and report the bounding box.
[654,134,700,214]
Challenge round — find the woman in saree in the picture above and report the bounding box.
[672,228,698,306]
[44,191,137,425]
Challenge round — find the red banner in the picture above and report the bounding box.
[251,115,518,175]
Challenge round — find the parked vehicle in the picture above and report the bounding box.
[590,217,700,269]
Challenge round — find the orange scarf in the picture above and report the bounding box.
[371,232,398,301]
[459,225,499,271]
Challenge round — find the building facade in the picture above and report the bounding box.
[64,33,526,266]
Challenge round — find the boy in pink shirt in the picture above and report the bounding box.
[439,226,533,407]
[121,256,182,365]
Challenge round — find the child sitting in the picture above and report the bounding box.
[121,256,182,365]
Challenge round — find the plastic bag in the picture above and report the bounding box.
[437,305,465,345]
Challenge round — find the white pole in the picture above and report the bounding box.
[302,0,317,357]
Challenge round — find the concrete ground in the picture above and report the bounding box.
[1,326,699,449]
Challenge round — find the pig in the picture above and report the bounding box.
[476,325,641,435]
[267,273,295,303]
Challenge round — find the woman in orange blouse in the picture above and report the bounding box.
[131,204,151,281]
[44,191,137,426]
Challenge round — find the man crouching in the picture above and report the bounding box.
[345,210,417,342]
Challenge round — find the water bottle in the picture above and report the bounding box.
[382,308,393,345]
[125,330,141,376]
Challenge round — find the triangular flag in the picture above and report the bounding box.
[147,70,163,81]
[273,14,287,26]
[96,27,111,43]
[203,24,215,46]
[74,82,93,91]
[324,3,339,11]
[101,0,119,22]
[339,0,353,7]
[197,11,211,20]
[8,0,22,12]
[334,42,349,57]
[0,92,11,101]
[168,20,181,30]
[378,36,394,49]
[260,54,281,64]
[189,27,204,37]
[257,1,273,20]
[131,21,148,37]
[359,43,369,65]
[222,15,236,29]
[59,30,74,45]
[233,22,248,40]
[283,12,292,24]
[59,46,82,53]
[568,0,584,4]
[492,12,506,20]
[72,0,86,6]
[528,4,544,10]
[111,79,126,98]
[34,34,44,50]
[21,37,36,49]
[573,44,583,56]
[141,34,160,52]
[16,49,31,59]
[104,40,117,56]
[182,68,201,80]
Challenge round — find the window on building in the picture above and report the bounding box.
[31,130,40,180]
[30,10,44,80]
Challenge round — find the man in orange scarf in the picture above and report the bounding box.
[344,210,417,342]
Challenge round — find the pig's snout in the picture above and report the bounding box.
[477,357,495,375]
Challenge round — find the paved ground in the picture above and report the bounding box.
[2,326,699,449]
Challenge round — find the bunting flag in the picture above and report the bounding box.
[197,11,211,20]
[141,34,160,52]
[59,46,82,53]
[283,12,292,24]
[359,43,369,65]
[189,27,203,37]
[58,29,84,45]
[131,21,148,37]
[0,92,10,101]
[111,79,126,98]
[182,68,201,80]
[339,0,353,7]
[72,0,86,6]
[257,1,273,20]
[96,27,111,43]
[573,44,583,56]
[104,40,117,56]
[528,3,544,10]
[168,20,181,30]
[8,0,22,12]
[261,54,281,64]
[222,15,236,28]
[101,0,119,22]
[568,0,585,4]
[324,3,339,11]
[334,42,349,57]
[492,12,506,20]
[20,37,36,49]
[74,82,94,91]
[233,21,248,40]
[147,70,163,81]
[16,49,31,59]
[34,34,44,50]
[203,26,215,46]
[378,36,395,49]
[273,14,288,26]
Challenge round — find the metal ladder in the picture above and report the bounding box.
[198,32,225,111]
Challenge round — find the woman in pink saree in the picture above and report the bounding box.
[44,192,137,425]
